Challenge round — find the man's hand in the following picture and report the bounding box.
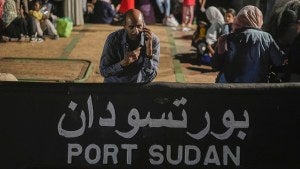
[143,27,153,58]
[120,47,142,67]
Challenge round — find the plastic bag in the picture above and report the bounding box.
[56,17,73,37]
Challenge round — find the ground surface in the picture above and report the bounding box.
[0,24,218,83]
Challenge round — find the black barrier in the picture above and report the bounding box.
[0,82,299,169]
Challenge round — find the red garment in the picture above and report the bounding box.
[183,0,195,6]
[0,0,5,19]
[119,0,135,14]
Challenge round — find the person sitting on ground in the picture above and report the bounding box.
[191,20,207,56]
[204,6,224,57]
[85,0,96,22]
[89,0,116,24]
[212,5,286,83]
[2,0,29,42]
[100,8,160,83]
[111,0,134,25]
[29,0,59,40]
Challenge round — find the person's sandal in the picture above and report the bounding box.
[0,36,9,42]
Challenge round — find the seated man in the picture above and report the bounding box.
[100,8,160,83]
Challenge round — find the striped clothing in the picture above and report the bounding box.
[100,29,160,83]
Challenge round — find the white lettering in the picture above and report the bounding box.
[121,144,138,165]
[68,143,82,164]
[149,145,239,166]
[103,144,118,164]
[58,103,86,138]
[204,145,221,165]
[100,101,116,126]
[166,145,183,165]
[149,145,164,165]
[67,144,241,166]
[87,96,94,128]
[184,145,201,165]
[187,112,210,140]
[85,144,101,164]
[223,145,240,166]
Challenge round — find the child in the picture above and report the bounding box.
[223,8,236,34]
[29,0,58,40]
[191,20,207,56]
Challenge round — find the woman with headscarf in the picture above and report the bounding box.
[204,6,224,58]
[212,5,286,83]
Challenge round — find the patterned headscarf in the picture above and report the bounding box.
[234,5,263,30]
[2,0,17,27]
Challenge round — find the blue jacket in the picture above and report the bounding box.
[213,27,285,83]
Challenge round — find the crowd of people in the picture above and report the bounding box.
[191,0,300,83]
[98,0,300,83]
[212,5,285,83]
[0,0,299,83]
[0,0,60,42]
[84,0,180,26]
